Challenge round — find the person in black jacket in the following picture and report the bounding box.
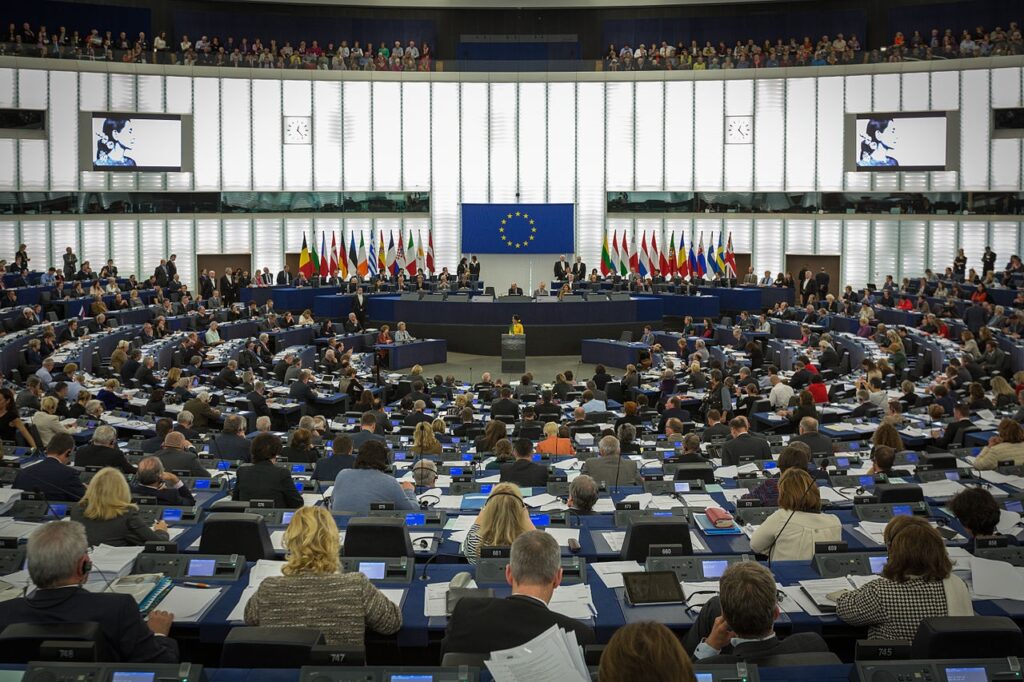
[442,530,595,655]
[210,415,253,462]
[131,456,196,506]
[499,438,549,487]
[490,387,521,421]
[232,433,303,509]
[719,417,772,466]
[246,382,271,419]
[930,403,976,450]
[13,433,85,501]
[683,561,827,663]
[658,396,692,433]
[313,434,356,482]
[288,369,319,410]
[74,425,135,474]
[0,521,178,662]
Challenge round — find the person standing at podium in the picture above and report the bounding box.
[469,255,481,280]
[351,286,368,326]
[554,255,570,280]
[509,315,524,335]
[507,282,523,296]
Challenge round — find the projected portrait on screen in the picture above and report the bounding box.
[858,118,899,168]
[95,118,137,167]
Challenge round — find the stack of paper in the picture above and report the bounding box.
[592,498,616,513]
[978,470,1024,489]
[620,493,653,509]
[227,560,284,621]
[549,583,596,619]
[0,519,43,540]
[485,625,589,682]
[523,493,560,508]
[970,557,1024,600]
[682,580,721,608]
[797,577,856,611]
[592,561,643,588]
[600,531,626,553]
[542,528,580,548]
[0,489,22,516]
[423,578,478,617]
[919,479,968,499]
[88,545,146,582]
[157,585,224,623]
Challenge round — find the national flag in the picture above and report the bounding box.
[628,231,640,274]
[639,232,651,277]
[667,232,677,277]
[678,232,688,278]
[426,229,435,275]
[696,233,707,277]
[319,232,328,277]
[687,238,698,279]
[348,232,357,279]
[396,232,406,276]
[357,233,368,277]
[600,231,613,276]
[387,231,397,276]
[309,232,320,278]
[620,231,630,276]
[610,231,620,274]
[338,231,348,278]
[378,230,386,274]
[329,232,338,275]
[706,232,721,275]
[368,231,378,278]
[416,232,426,273]
[715,231,727,274]
[725,232,738,278]
[298,234,313,278]
[654,232,667,275]
[406,231,418,277]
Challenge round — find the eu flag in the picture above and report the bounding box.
[461,203,575,254]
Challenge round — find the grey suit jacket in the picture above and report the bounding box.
[580,455,641,486]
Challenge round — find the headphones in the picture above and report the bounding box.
[484,491,528,509]
[81,557,92,574]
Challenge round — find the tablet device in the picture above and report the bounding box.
[622,571,685,606]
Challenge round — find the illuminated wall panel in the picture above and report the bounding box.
[48,70,77,191]
[402,83,431,192]
[634,81,664,191]
[0,69,14,108]
[785,78,816,191]
[489,83,517,202]
[313,81,342,191]
[110,220,138,279]
[372,82,402,191]
[252,79,283,190]
[517,82,547,202]
[431,82,459,270]
[576,82,605,267]
[546,82,576,203]
[220,78,252,190]
[960,70,990,190]
[253,219,283,276]
[166,219,194,286]
[192,77,220,190]
[843,220,870,288]
[460,83,488,203]
[80,221,107,271]
[928,221,956,276]
[817,77,844,191]
[137,75,163,113]
[283,80,313,191]
[664,81,693,191]
[18,70,47,110]
[754,79,785,191]
[694,80,724,191]
[605,81,634,191]
[754,219,783,278]
[899,220,926,280]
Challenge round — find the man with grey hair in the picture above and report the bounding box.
[0,521,179,662]
[791,416,835,457]
[251,415,272,438]
[568,474,599,514]
[84,398,104,419]
[131,456,195,506]
[74,424,135,474]
[174,409,200,440]
[442,530,595,655]
[210,413,252,462]
[580,435,641,487]
[288,368,319,409]
[404,399,432,427]
[683,561,828,662]
[411,458,438,487]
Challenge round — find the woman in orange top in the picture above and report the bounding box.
[376,324,392,363]
[535,422,575,456]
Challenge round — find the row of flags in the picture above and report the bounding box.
[298,228,435,280]
[601,229,737,279]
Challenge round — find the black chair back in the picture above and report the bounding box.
[343,516,413,558]
[199,512,275,561]
[0,622,108,663]
[621,517,692,561]
[911,616,1024,659]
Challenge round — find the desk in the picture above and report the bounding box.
[653,294,721,318]
[387,296,661,326]
[241,286,341,309]
[581,339,648,368]
[267,326,317,352]
[698,286,793,312]
[377,339,447,369]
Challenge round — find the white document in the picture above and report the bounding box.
[592,561,643,589]
[248,559,285,587]
[270,530,286,551]
[301,493,325,506]
[997,509,1023,535]
[485,625,589,682]
[621,493,653,509]
[919,479,967,499]
[601,531,626,553]
[592,498,616,513]
[818,487,851,504]
[552,458,583,471]
[540,500,569,511]
[88,545,146,576]
[445,515,478,531]
[775,583,805,614]
[542,528,580,547]
[797,577,855,609]
[690,531,709,553]
[423,579,478,618]
[380,589,406,609]
[715,466,739,479]
[721,488,752,504]
[677,494,718,509]
[549,583,596,619]
[227,586,258,622]
[780,585,828,617]
[647,495,686,510]
[971,557,1024,601]
[523,493,559,507]
[848,574,882,589]
[477,474,501,483]
[157,586,224,622]
[435,495,465,510]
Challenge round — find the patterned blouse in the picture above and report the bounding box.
[244,571,402,646]
[835,576,972,641]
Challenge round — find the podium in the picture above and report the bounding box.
[501,334,526,374]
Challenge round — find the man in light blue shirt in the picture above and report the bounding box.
[40,268,56,286]
[580,390,606,414]
[35,358,55,388]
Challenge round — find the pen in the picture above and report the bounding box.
[182,581,212,588]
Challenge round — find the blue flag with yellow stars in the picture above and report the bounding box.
[461,203,575,254]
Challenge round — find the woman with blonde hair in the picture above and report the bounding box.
[164,366,182,391]
[31,395,70,447]
[298,308,315,326]
[109,340,130,374]
[411,420,442,456]
[991,375,1016,408]
[536,422,575,455]
[961,330,981,359]
[71,467,169,546]
[244,506,402,646]
[462,483,535,564]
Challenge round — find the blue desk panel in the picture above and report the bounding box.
[384,297,662,326]
[654,294,721,318]
[581,339,648,368]
[378,339,448,369]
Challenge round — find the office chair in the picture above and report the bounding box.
[221,627,365,667]
[620,517,693,561]
[199,512,275,561]
[343,517,414,558]
[911,616,1024,659]
[0,623,109,663]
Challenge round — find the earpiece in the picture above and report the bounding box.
[81,558,92,574]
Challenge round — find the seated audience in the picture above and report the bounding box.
[232,433,303,509]
[749,468,841,561]
[462,483,534,565]
[71,467,170,546]
[332,440,417,513]
[600,622,696,682]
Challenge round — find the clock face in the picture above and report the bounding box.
[725,116,753,144]
[284,116,312,144]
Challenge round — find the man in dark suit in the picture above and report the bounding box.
[247,382,271,419]
[406,381,435,409]
[351,286,368,326]
[683,562,827,664]
[343,312,364,333]
[814,267,830,300]
[288,370,319,411]
[153,259,170,288]
[790,417,835,457]
[216,360,242,389]
[210,415,253,462]
[121,350,142,385]
[139,419,174,454]
[930,403,976,450]
[0,521,179,662]
[580,435,641,487]
[719,417,772,466]
[74,425,136,474]
[351,413,387,449]
[404,400,434,427]
[154,431,208,478]
[789,359,813,391]
[313,434,356,482]
[231,433,303,509]
[553,256,570,280]
[276,265,294,286]
[131,456,196,506]
[468,256,481,280]
[443,531,595,655]
[700,410,733,443]
[490,387,521,421]
[534,391,562,419]
[198,270,215,301]
[134,356,160,388]
[500,439,549,487]
[13,434,85,501]
[507,282,524,296]
[817,342,839,371]
[658,396,692,433]
[571,256,587,280]
[964,301,987,336]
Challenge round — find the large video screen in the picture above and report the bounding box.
[89,113,183,171]
[854,112,948,171]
